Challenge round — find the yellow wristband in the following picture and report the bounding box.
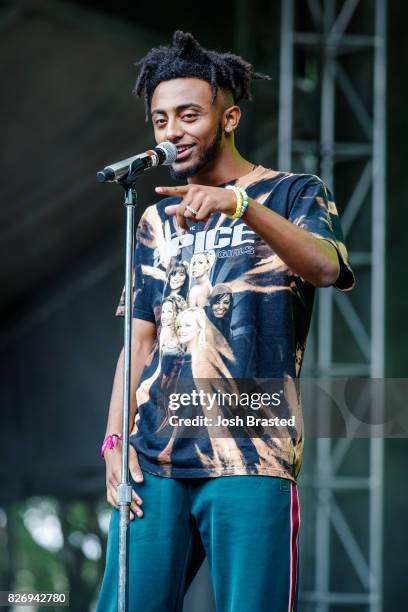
[225,185,243,218]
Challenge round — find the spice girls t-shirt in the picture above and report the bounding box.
[116,165,355,481]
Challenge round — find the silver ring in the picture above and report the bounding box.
[186,205,198,216]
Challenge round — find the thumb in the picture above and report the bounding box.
[129,448,144,483]
[164,204,179,216]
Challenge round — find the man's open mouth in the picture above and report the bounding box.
[176,144,195,160]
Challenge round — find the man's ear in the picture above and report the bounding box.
[223,105,241,133]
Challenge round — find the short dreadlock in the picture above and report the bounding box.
[133,30,272,121]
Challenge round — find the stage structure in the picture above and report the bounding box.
[279,0,386,610]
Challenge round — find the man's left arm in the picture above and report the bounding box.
[240,197,340,287]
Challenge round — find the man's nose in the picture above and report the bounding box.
[165,118,184,141]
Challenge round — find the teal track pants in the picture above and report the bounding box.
[96,471,300,612]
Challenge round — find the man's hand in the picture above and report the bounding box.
[156,184,236,230]
[156,183,343,292]
[104,440,144,520]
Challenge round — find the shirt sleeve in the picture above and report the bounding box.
[288,176,355,291]
[115,210,156,323]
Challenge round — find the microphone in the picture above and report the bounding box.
[96,141,178,183]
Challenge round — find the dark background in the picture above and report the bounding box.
[0,0,407,610]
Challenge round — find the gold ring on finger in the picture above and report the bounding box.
[186,205,198,216]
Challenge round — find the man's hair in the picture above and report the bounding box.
[133,30,271,120]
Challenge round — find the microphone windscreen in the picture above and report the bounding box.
[156,141,178,165]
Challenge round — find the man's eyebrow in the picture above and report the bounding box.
[151,103,204,116]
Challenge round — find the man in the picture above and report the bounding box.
[96,30,355,612]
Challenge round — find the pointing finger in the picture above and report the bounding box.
[156,185,189,196]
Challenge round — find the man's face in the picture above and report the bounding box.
[150,78,229,179]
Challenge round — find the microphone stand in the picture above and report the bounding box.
[98,151,175,611]
[116,177,137,612]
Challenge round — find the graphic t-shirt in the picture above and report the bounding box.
[116,165,355,481]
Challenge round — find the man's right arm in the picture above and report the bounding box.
[104,318,157,520]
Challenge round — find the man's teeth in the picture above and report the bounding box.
[177,145,192,152]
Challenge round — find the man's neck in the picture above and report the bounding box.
[187,147,255,187]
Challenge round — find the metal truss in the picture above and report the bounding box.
[279,1,386,610]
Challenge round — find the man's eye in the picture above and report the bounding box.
[154,119,166,127]
[183,114,197,120]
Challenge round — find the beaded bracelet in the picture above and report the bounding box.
[100,433,122,458]
[225,185,249,219]
[237,187,249,218]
